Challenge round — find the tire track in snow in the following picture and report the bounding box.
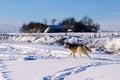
[42,59,120,80]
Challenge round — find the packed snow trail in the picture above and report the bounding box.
[42,58,120,80]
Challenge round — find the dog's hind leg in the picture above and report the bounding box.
[82,48,91,59]
[72,53,75,58]
[85,52,91,59]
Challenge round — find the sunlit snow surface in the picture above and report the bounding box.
[0,33,120,80]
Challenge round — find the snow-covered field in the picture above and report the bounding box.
[0,33,120,80]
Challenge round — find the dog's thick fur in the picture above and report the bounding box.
[64,42,91,58]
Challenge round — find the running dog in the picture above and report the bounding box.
[64,42,91,58]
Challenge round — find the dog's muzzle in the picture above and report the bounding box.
[64,46,67,49]
[64,45,67,49]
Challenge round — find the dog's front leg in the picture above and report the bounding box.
[68,51,72,57]
[78,53,82,57]
[68,51,75,58]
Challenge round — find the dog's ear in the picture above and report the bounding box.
[64,41,66,43]
[64,42,69,45]
[64,42,67,44]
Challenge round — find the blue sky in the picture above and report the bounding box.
[0,0,120,32]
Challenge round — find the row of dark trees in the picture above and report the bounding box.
[20,16,100,33]
[20,22,48,33]
[60,16,100,32]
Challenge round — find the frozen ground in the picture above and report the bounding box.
[0,33,120,80]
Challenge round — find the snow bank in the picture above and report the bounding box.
[105,38,120,54]
[65,64,120,80]
[0,33,120,53]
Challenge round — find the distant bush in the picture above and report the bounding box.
[60,16,100,32]
[20,22,48,33]
[105,38,120,54]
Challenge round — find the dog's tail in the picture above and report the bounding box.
[83,46,91,52]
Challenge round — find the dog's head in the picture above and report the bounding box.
[64,42,70,49]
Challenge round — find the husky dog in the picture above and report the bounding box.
[64,42,91,58]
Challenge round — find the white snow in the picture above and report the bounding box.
[0,33,120,80]
[105,38,120,53]
[65,64,120,80]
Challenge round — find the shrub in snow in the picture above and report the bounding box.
[24,56,37,60]
[54,38,67,45]
[90,38,107,51]
[105,38,120,54]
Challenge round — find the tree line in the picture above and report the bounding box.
[20,16,100,33]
